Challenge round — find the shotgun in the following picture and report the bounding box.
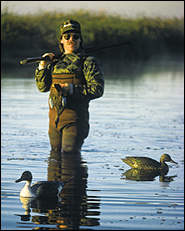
[20,56,55,65]
[20,41,131,65]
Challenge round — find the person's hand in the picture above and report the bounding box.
[39,53,55,69]
[55,83,74,96]
[60,83,74,96]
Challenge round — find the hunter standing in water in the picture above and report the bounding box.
[35,19,104,153]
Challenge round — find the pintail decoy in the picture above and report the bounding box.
[15,171,72,198]
[122,154,177,175]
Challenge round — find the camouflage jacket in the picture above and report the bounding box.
[35,52,104,109]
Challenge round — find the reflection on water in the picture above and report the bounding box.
[1,58,184,230]
[15,151,100,229]
[121,154,178,182]
[122,168,177,182]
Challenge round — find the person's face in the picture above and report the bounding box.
[61,32,81,54]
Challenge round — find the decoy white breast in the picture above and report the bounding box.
[15,171,72,198]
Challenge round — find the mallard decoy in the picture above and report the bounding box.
[122,154,177,175]
[15,171,73,198]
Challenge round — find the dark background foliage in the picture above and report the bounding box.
[1,9,184,76]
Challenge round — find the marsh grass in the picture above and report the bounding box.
[1,9,184,75]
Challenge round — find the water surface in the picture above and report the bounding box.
[1,59,184,230]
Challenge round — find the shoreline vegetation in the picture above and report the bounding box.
[1,9,184,77]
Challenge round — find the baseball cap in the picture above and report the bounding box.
[60,19,81,35]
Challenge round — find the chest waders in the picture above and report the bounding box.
[49,73,82,128]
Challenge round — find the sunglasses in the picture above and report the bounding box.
[63,33,80,40]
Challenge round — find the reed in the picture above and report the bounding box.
[2,9,184,73]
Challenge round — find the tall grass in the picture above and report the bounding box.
[1,9,184,74]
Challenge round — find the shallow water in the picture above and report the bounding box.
[1,59,184,230]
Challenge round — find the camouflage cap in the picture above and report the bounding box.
[60,19,81,35]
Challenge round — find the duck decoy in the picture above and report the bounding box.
[122,154,177,175]
[15,171,73,198]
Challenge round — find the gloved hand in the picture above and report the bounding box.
[38,53,55,70]
[54,83,74,96]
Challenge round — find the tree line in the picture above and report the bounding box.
[1,9,184,74]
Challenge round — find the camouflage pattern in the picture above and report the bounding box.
[35,52,104,100]
[35,52,104,151]
[60,19,81,35]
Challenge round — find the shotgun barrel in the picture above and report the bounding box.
[20,41,131,65]
[20,56,53,65]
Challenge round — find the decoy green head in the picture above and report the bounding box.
[160,154,178,164]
